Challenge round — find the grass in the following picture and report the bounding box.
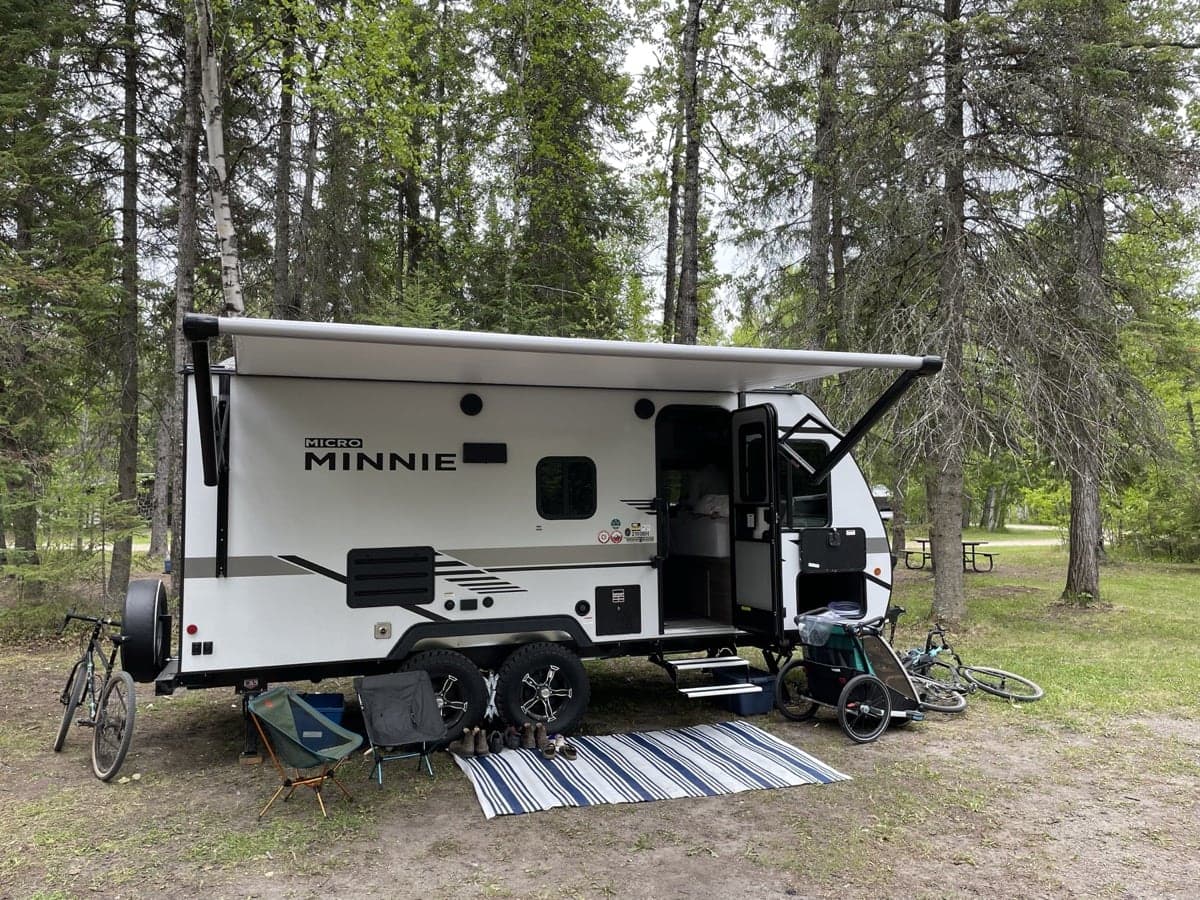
[890,544,1200,725]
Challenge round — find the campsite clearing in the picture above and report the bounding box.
[2,544,1197,899]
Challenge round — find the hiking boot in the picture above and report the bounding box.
[520,723,536,749]
[534,722,548,751]
[488,730,504,754]
[473,726,489,755]
[449,727,474,757]
[504,725,522,750]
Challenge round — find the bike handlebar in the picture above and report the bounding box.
[59,610,122,636]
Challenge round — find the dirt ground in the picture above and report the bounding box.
[3,636,1198,900]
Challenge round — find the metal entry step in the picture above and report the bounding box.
[660,654,763,700]
[679,682,763,699]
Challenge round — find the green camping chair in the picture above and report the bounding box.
[247,686,363,818]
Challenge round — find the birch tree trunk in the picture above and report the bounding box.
[292,101,319,319]
[108,0,140,597]
[674,0,702,346]
[195,0,244,316]
[928,0,968,624]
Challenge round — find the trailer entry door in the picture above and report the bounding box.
[730,405,783,640]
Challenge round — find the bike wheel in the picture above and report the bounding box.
[53,659,87,752]
[91,671,136,781]
[961,665,1043,702]
[910,673,968,713]
[836,674,891,743]
[774,658,818,722]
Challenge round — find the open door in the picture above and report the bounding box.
[730,405,783,640]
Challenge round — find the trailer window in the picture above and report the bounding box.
[536,457,597,520]
[780,440,830,527]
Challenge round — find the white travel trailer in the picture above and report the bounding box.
[120,315,940,737]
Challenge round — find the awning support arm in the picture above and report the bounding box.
[184,314,222,487]
[804,356,943,486]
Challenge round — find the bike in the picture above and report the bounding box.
[901,620,1043,703]
[54,612,137,781]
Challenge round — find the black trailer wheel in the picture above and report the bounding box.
[53,659,88,752]
[122,579,171,683]
[774,658,819,722]
[91,671,136,781]
[836,674,891,743]
[401,649,487,738]
[496,642,590,734]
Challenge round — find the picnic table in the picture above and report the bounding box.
[902,538,995,572]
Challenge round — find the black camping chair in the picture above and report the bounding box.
[353,671,448,784]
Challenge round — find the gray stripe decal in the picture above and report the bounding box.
[866,537,892,554]
[185,556,312,578]
[445,544,650,568]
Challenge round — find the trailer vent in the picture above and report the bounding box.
[346,546,435,609]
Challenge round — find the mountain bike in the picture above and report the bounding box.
[53,612,137,781]
[901,620,1043,702]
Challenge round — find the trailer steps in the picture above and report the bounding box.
[658,654,763,699]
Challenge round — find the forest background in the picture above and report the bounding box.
[2,0,1198,624]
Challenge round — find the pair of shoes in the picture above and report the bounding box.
[541,734,578,761]
[503,726,522,750]
[487,730,504,754]
[520,723,536,749]
[534,722,548,752]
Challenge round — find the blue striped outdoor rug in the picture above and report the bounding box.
[452,721,850,818]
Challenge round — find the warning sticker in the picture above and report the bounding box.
[625,521,655,543]
[597,530,610,544]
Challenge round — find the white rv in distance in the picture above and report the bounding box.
[119,315,940,737]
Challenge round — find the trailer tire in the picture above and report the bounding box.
[496,642,590,734]
[121,579,171,683]
[401,649,487,739]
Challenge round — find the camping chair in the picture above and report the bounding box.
[247,686,363,818]
[353,671,447,785]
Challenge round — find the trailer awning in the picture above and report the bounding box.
[184,315,940,392]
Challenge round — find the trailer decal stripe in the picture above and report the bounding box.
[184,556,314,578]
[445,544,649,568]
[278,555,348,584]
[865,572,892,591]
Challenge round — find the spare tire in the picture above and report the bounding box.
[122,579,170,682]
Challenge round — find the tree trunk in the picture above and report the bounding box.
[108,0,140,597]
[147,410,171,557]
[293,102,319,319]
[928,0,968,624]
[662,113,682,340]
[271,5,296,319]
[809,0,840,348]
[891,471,907,554]
[169,11,203,586]
[978,485,996,530]
[1063,184,1107,603]
[196,0,244,315]
[673,0,702,346]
